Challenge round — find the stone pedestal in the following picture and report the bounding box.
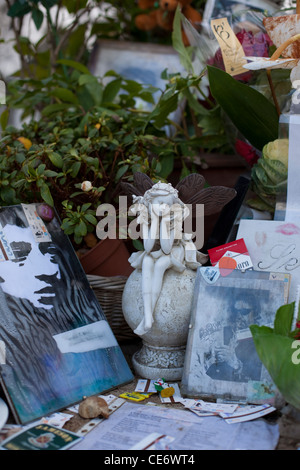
[122,268,197,381]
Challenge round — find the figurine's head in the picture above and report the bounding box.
[142,181,189,219]
[142,182,180,206]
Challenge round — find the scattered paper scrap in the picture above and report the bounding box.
[219,404,276,424]
[0,423,81,451]
[180,398,196,408]
[182,400,216,417]
[130,432,175,450]
[135,379,157,394]
[22,203,52,243]
[185,400,238,417]
[40,412,73,428]
[189,410,216,417]
[182,399,275,423]
[0,425,22,444]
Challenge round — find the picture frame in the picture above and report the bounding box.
[90,39,186,98]
[0,204,133,424]
[89,39,186,129]
[237,219,300,304]
[202,0,278,30]
[181,267,290,403]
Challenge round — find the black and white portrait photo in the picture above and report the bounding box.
[0,204,133,424]
[182,268,290,403]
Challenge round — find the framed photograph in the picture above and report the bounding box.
[0,204,133,424]
[90,39,186,96]
[90,39,186,127]
[203,0,277,28]
[237,219,300,304]
[181,267,290,403]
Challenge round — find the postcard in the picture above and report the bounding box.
[237,219,300,303]
[0,204,133,424]
[208,238,253,271]
[181,268,290,403]
[1,423,81,450]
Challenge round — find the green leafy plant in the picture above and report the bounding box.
[248,138,288,213]
[0,3,235,249]
[0,67,170,247]
[1,55,226,247]
[250,301,300,411]
[207,65,279,152]
[5,0,144,81]
[60,201,98,245]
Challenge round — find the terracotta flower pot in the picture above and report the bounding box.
[80,238,133,277]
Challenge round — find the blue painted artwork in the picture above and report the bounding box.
[0,204,133,424]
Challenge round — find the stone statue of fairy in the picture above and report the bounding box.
[121,172,236,336]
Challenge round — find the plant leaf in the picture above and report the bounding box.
[70,161,81,177]
[84,213,97,225]
[172,8,193,73]
[146,93,179,129]
[115,164,129,181]
[56,59,90,75]
[48,151,63,168]
[274,302,295,336]
[102,78,122,104]
[207,66,279,151]
[51,87,78,104]
[0,108,9,130]
[8,1,31,17]
[250,324,300,410]
[42,103,70,116]
[32,8,44,30]
[75,219,87,237]
[40,183,54,206]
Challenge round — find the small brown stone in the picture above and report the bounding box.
[78,396,110,419]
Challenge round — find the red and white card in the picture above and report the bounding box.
[208,238,253,272]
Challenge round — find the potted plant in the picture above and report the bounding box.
[0,2,240,276]
[1,54,222,272]
[0,2,245,340]
[250,301,300,412]
[0,64,170,275]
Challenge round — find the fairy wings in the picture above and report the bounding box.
[120,172,237,217]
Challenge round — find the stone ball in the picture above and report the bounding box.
[122,268,197,347]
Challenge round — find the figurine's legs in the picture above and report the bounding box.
[134,255,155,336]
[134,254,172,335]
[150,255,172,318]
[134,319,148,336]
[142,255,155,326]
